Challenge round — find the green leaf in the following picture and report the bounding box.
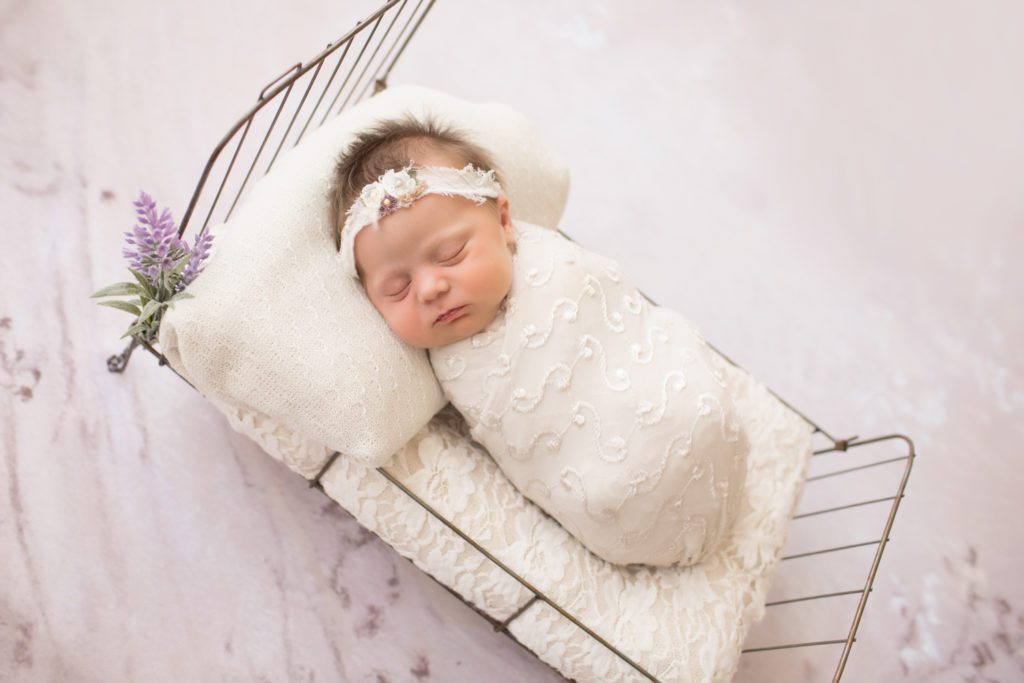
[138,298,161,321]
[91,282,142,298]
[168,291,194,303]
[120,321,150,339]
[96,299,142,315]
[157,269,181,300]
[128,269,155,297]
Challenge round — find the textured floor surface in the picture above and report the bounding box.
[2,0,1022,681]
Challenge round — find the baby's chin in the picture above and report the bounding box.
[409,320,490,349]
[390,327,464,350]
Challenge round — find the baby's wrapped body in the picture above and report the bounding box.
[430,223,750,566]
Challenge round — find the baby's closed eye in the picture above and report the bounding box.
[382,277,410,297]
[436,242,466,263]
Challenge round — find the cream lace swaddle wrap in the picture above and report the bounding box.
[430,223,749,566]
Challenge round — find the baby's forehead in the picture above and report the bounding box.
[357,194,471,267]
[406,144,470,168]
[342,153,504,280]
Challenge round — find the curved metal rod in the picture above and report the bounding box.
[175,0,406,237]
[831,434,915,682]
[259,63,301,101]
[106,337,140,373]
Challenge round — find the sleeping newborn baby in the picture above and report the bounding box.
[332,117,749,567]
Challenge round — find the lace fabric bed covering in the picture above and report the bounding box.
[219,352,812,682]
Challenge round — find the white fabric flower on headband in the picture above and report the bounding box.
[359,167,424,218]
[339,164,503,278]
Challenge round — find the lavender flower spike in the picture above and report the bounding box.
[96,190,217,345]
[122,191,186,286]
[182,229,214,286]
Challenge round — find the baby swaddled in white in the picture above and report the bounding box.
[160,88,812,682]
[429,223,749,566]
[334,117,748,566]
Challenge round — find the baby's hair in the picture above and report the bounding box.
[330,115,501,250]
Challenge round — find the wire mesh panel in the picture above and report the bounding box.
[176,0,436,241]
[110,0,435,371]
[735,431,914,682]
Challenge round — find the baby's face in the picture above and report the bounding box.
[354,191,515,348]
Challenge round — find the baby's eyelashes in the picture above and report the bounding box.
[375,239,466,300]
[382,277,411,298]
[436,242,465,263]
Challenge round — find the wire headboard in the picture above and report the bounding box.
[106,0,435,373]
[177,0,436,241]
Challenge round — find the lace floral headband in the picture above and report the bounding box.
[339,163,502,278]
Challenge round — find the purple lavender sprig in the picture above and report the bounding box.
[182,229,214,286]
[93,191,215,342]
[123,192,187,284]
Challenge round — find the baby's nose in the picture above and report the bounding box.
[418,271,450,302]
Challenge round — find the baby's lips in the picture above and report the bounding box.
[436,305,467,323]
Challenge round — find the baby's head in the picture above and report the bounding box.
[331,117,515,349]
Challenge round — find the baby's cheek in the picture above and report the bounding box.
[376,302,399,331]
[387,306,408,333]
[390,305,425,345]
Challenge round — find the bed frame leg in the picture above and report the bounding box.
[106,337,140,373]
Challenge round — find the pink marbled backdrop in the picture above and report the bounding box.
[2,0,1021,681]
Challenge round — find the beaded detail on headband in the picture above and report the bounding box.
[339,163,502,278]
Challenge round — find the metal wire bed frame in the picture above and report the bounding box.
[105,2,915,680]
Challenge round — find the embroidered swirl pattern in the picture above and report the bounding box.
[429,223,750,567]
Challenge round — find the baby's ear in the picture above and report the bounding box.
[497,194,515,246]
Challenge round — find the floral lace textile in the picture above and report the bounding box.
[221,353,811,682]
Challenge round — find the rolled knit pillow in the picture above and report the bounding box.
[159,86,570,468]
